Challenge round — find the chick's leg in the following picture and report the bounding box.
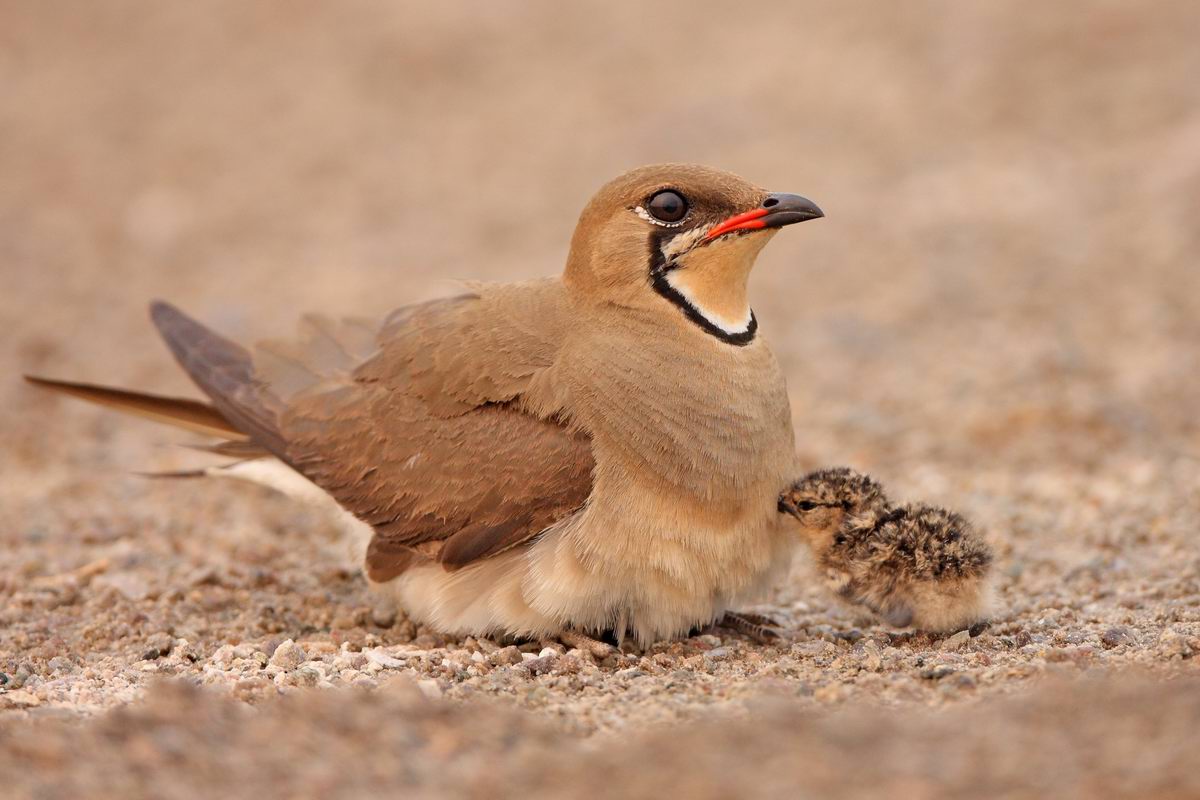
[715,611,784,643]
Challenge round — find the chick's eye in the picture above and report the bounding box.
[796,501,819,512]
[647,190,688,223]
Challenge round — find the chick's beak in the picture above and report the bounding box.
[705,193,823,241]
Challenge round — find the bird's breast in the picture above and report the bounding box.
[564,318,796,503]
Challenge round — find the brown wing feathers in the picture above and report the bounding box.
[283,388,594,577]
[269,284,593,579]
[27,293,594,581]
[149,301,288,455]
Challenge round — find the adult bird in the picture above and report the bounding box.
[27,164,824,649]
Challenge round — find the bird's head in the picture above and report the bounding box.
[564,164,822,345]
[778,467,891,550]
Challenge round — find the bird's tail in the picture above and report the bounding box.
[22,376,271,467]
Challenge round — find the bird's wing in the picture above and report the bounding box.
[150,281,592,581]
[282,387,593,580]
[350,278,568,416]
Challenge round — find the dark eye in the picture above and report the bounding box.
[796,501,819,512]
[647,190,688,223]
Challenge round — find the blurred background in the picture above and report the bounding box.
[2,3,1199,795]
[4,2,1198,475]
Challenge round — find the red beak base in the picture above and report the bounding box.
[704,194,823,242]
[704,207,771,241]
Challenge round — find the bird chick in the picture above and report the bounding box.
[779,468,993,633]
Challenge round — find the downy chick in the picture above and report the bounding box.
[779,468,993,634]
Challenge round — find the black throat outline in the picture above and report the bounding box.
[647,229,758,347]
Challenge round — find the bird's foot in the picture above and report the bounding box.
[714,611,785,644]
[553,630,620,662]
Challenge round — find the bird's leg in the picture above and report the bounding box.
[727,611,780,628]
[556,630,619,661]
[716,611,784,643]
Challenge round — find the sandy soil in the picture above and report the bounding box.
[2,2,1199,797]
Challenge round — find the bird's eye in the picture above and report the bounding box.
[647,190,688,223]
[796,501,818,512]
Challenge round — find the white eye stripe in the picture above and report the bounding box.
[660,226,710,260]
[632,205,687,228]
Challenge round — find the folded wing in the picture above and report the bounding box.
[149,283,592,581]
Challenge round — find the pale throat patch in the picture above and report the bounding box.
[660,231,772,335]
[663,269,753,334]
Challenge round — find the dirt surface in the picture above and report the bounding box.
[2,2,1198,797]
[3,676,1200,800]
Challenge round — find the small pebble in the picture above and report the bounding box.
[141,633,174,661]
[941,631,971,652]
[292,667,320,687]
[920,665,956,680]
[1099,623,1128,652]
[522,655,558,675]
[269,639,306,671]
[491,646,524,666]
[365,649,408,669]
[210,645,236,667]
[792,641,831,657]
[861,640,883,671]
[2,690,41,708]
[953,673,977,689]
[48,656,76,674]
[1158,630,1195,659]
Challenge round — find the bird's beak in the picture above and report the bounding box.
[705,193,824,241]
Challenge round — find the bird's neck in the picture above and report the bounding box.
[653,231,774,344]
[660,265,753,335]
[564,311,797,502]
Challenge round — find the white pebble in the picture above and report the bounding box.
[364,648,408,670]
[269,640,306,671]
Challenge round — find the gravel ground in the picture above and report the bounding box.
[2,2,1199,797]
[3,676,1200,799]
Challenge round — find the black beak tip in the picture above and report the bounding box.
[762,193,823,227]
